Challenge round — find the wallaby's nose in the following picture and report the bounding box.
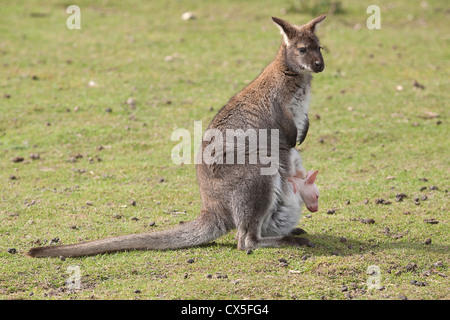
[314,61,324,72]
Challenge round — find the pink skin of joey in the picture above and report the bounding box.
[288,170,319,212]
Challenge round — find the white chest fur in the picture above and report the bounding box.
[287,85,311,142]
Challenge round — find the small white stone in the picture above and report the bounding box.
[181,12,196,20]
[126,97,136,108]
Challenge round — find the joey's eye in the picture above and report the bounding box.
[299,47,307,54]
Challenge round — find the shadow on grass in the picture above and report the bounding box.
[30,232,447,260]
[305,234,449,257]
[195,232,448,258]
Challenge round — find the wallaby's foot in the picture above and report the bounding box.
[237,233,314,250]
[290,227,307,235]
[281,236,314,247]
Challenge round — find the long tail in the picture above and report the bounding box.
[27,216,228,258]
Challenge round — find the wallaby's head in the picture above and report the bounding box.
[299,170,319,212]
[272,15,326,74]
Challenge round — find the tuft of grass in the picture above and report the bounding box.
[0,0,448,300]
[286,0,345,16]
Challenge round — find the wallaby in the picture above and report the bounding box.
[27,15,326,258]
[288,170,320,213]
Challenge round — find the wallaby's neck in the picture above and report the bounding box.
[239,43,312,107]
[273,44,296,76]
[272,43,313,86]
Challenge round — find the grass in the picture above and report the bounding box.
[0,0,448,300]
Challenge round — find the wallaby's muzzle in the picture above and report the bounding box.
[313,60,324,73]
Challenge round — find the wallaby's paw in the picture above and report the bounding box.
[287,177,298,193]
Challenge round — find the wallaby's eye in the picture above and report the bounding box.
[299,47,307,54]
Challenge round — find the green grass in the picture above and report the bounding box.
[0,0,448,300]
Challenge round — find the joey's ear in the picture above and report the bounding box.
[306,170,319,185]
[272,17,298,46]
[304,14,326,33]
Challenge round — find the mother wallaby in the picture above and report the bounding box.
[28,15,326,257]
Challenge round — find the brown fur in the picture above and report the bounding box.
[27,15,326,258]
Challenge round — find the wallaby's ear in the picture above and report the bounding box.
[304,14,326,33]
[306,170,319,185]
[272,16,298,46]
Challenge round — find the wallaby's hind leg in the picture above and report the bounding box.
[235,203,312,251]
[237,223,312,250]
[233,169,312,251]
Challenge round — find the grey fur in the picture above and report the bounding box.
[27,15,326,258]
